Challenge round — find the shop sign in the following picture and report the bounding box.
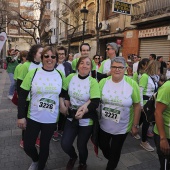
[9,29,18,34]
[113,0,131,15]
[139,26,170,38]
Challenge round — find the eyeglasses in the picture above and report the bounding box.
[43,54,56,59]
[58,53,65,56]
[111,66,125,70]
[106,48,113,51]
[94,58,99,60]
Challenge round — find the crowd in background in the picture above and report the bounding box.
[3,42,170,170]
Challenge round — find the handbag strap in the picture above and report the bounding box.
[149,76,157,93]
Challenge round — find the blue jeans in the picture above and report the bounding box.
[8,73,15,95]
[61,119,93,165]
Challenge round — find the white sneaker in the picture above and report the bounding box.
[28,162,38,170]
[7,95,13,100]
[133,134,141,140]
[140,141,154,152]
[130,131,141,140]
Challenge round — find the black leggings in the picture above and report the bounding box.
[22,101,29,140]
[154,133,170,170]
[99,128,128,170]
[24,118,56,170]
[139,111,150,142]
[61,119,93,165]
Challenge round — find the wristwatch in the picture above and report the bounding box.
[133,124,139,129]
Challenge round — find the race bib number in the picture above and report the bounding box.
[38,98,56,113]
[102,107,121,123]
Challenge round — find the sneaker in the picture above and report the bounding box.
[8,95,13,100]
[147,130,154,138]
[52,131,60,142]
[66,157,77,170]
[35,138,40,147]
[28,162,38,170]
[58,130,63,137]
[130,131,141,140]
[133,134,141,140]
[140,141,154,152]
[78,164,87,170]
[20,140,24,148]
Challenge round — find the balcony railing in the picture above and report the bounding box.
[69,0,81,8]
[67,22,95,39]
[60,31,67,40]
[131,0,170,24]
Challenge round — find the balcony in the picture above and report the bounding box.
[69,0,81,8]
[131,0,170,25]
[67,22,95,40]
[60,31,68,42]
[44,9,51,20]
[62,6,69,16]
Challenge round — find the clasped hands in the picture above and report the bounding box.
[60,99,89,120]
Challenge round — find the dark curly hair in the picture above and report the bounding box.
[27,44,42,62]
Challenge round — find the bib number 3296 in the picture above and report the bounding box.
[102,107,120,123]
[38,98,56,113]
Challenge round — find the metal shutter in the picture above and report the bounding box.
[139,37,170,61]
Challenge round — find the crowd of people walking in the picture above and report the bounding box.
[4,42,170,170]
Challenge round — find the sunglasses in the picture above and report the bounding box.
[43,54,56,59]
[106,48,113,51]
[95,58,99,60]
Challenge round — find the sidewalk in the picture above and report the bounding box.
[0,69,160,170]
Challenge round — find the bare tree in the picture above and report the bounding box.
[7,0,51,44]
[0,0,9,32]
[57,1,82,55]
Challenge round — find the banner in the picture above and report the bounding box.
[0,32,7,52]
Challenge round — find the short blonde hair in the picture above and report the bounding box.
[145,60,160,76]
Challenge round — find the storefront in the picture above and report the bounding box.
[139,26,170,61]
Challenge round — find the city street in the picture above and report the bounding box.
[0,68,160,170]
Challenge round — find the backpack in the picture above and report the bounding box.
[143,92,157,123]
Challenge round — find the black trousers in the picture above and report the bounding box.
[139,111,150,142]
[99,128,128,170]
[24,118,56,170]
[154,133,170,170]
[22,101,29,140]
[61,119,93,165]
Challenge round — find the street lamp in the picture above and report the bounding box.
[80,6,88,43]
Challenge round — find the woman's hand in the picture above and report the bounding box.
[131,126,139,136]
[76,100,90,116]
[160,138,170,156]
[75,110,85,119]
[17,118,26,130]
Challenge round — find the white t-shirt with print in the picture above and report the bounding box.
[99,76,140,134]
[56,64,65,77]
[21,68,63,123]
[63,73,100,126]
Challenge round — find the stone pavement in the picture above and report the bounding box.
[0,69,160,170]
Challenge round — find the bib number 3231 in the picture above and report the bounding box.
[38,98,56,113]
[102,107,120,123]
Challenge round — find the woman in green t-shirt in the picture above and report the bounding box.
[6,49,19,99]
[154,80,170,170]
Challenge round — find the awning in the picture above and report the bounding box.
[99,33,124,39]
